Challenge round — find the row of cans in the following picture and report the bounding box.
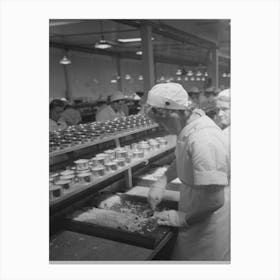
[49,137,168,201]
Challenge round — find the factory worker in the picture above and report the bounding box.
[188,87,200,107]
[145,83,230,261]
[95,92,127,122]
[49,99,67,132]
[60,102,82,126]
[214,89,231,137]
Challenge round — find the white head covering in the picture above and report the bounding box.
[216,89,230,103]
[189,87,200,94]
[147,83,190,110]
[111,91,126,102]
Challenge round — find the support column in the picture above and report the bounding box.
[63,65,72,101]
[140,23,155,102]
[207,48,219,88]
[116,57,123,92]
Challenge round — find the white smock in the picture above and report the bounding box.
[170,109,230,261]
[95,105,125,122]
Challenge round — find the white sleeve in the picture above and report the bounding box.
[189,139,228,186]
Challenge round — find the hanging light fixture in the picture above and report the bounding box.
[196,77,201,81]
[196,71,202,76]
[138,75,143,80]
[176,69,182,75]
[184,76,189,81]
[110,79,117,83]
[159,76,165,82]
[95,21,112,49]
[201,77,206,81]
[222,73,227,78]
[136,51,142,55]
[204,72,208,77]
[177,76,182,81]
[187,70,193,76]
[59,55,71,65]
[125,74,131,80]
[190,77,195,81]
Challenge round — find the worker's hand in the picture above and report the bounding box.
[147,175,167,210]
[154,210,188,227]
[98,195,121,209]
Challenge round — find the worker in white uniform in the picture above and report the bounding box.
[95,92,127,122]
[49,99,67,132]
[145,83,230,261]
[214,88,230,137]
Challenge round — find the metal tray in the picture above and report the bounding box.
[60,194,178,249]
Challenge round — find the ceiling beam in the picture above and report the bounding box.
[50,42,201,67]
[113,20,217,50]
[49,20,84,27]
[50,28,137,38]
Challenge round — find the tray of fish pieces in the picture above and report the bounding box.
[60,193,178,249]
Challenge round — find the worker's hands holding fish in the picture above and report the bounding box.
[147,174,167,210]
[154,210,188,227]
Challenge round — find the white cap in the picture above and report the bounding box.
[189,87,200,94]
[147,83,189,110]
[111,91,126,102]
[217,89,230,102]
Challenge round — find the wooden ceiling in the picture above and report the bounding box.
[50,19,230,67]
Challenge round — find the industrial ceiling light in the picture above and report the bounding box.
[177,76,182,81]
[59,55,71,65]
[196,71,202,76]
[184,76,189,81]
[176,69,182,75]
[125,74,131,80]
[118,37,154,43]
[204,72,208,77]
[190,77,195,81]
[159,76,165,82]
[222,73,227,78]
[187,70,193,76]
[95,20,112,49]
[110,79,117,83]
[196,77,201,81]
[95,40,112,49]
[136,51,142,55]
[138,75,143,80]
[201,77,206,81]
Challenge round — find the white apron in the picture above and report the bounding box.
[170,111,230,261]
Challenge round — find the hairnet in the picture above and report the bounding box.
[147,83,190,110]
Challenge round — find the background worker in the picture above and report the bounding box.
[60,101,82,126]
[145,83,230,261]
[214,88,231,136]
[95,92,127,122]
[49,99,67,132]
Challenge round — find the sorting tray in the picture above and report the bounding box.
[60,194,178,249]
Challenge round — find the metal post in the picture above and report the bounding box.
[116,57,123,92]
[63,64,72,101]
[140,23,155,102]
[207,48,219,88]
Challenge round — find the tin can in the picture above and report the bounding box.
[92,166,106,177]
[49,185,62,199]
[104,162,118,172]
[77,172,92,184]
[74,159,90,171]
[55,180,71,193]
[115,158,126,168]
[60,175,75,187]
